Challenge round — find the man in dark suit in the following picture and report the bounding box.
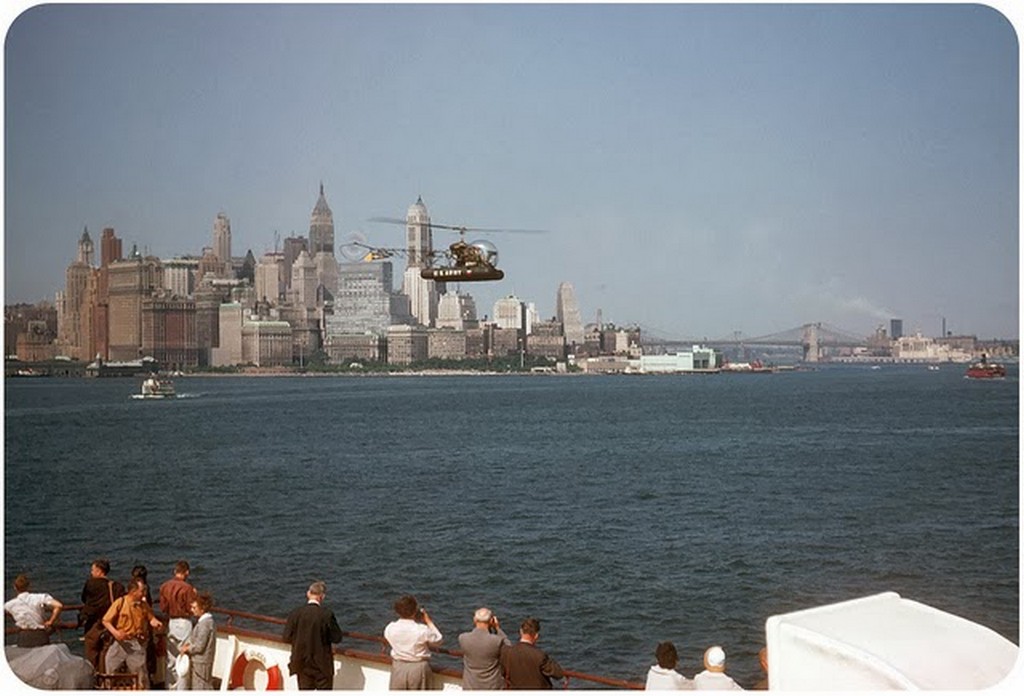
[282,581,344,690]
[499,617,566,689]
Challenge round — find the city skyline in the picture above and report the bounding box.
[4,2,1020,339]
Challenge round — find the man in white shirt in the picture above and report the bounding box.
[3,574,64,647]
[694,646,744,690]
[384,595,443,690]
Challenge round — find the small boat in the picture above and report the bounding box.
[965,355,1006,379]
[131,376,176,399]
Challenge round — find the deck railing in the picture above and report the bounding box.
[6,604,643,690]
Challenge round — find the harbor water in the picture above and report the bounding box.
[3,365,1019,687]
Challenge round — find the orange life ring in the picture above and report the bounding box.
[228,650,284,690]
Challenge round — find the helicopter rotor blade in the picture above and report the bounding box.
[369,217,546,235]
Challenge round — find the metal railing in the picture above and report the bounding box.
[6,604,643,690]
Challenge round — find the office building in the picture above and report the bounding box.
[556,282,585,347]
[402,196,440,326]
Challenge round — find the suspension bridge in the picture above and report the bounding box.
[640,323,870,362]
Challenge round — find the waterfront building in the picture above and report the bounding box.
[107,252,163,361]
[89,227,124,360]
[402,196,440,327]
[212,212,232,275]
[242,319,292,367]
[387,325,428,364]
[635,346,722,373]
[892,332,972,362]
[556,282,585,347]
[325,333,386,363]
[436,291,478,330]
[211,303,244,367]
[15,320,57,362]
[5,303,57,358]
[58,228,96,360]
[428,328,468,360]
[490,326,520,357]
[465,326,488,359]
[890,318,904,340]
[277,303,320,363]
[193,279,244,366]
[141,292,198,369]
[527,319,566,360]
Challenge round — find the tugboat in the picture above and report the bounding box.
[131,375,177,399]
[965,354,1006,379]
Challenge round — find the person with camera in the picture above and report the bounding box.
[383,595,443,690]
[458,607,511,689]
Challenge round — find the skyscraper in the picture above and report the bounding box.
[78,227,94,266]
[556,282,585,347]
[212,212,232,272]
[402,196,440,326]
[309,183,335,256]
[406,196,432,268]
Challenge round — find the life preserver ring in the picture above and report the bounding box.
[228,649,284,690]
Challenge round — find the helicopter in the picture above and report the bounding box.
[349,217,546,283]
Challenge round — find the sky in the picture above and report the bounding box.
[2,1,1020,340]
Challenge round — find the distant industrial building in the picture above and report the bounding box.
[634,345,722,373]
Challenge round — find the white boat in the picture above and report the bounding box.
[130,376,176,399]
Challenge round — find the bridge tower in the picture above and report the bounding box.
[802,323,821,362]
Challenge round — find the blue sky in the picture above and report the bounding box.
[3,2,1020,339]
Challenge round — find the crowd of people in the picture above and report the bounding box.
[6,559,215,690]
[6,563,768,691]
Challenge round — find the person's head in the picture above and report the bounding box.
[703,646,726,673]
[520,617,541,643]
[174,560,190,578]
[473,607,493,627]
[131,564,148,581]
[127,577,147,601]
[13,574,30,593]
[307,581,327,602]
[758,647,768,674]
[655,641,679,670]
[191,592,214,616]
[394,595,419,619]
[91,559,110,577]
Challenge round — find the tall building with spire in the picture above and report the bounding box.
[556,281,585,347]
[309,184,339,296]
[402,196,440,327]
[309,183,335,256]
[212,212,232,274]
[58,228,96,359]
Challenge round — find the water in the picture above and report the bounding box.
[3,366,1019,687]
